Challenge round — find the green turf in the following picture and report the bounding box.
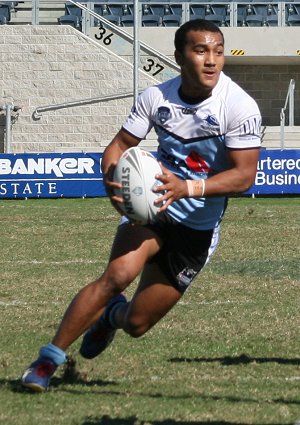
[0,197,299,425]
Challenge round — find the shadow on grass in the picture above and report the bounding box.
[81,415,294,425]
[6,376,118,394]
[169,354,300,366]
[5,376,300,408]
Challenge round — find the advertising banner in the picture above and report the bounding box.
[0,150,299,199]
[0,153,105,199]
[246,149,300,195]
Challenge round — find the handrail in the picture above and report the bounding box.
[33,92,133,119]
[0,104,21,153]
[32,1,180,119]
[68,0,180,74]
[280,79,295,149]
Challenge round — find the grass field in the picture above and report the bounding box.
[0,196,299,425]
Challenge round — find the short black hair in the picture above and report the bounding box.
[174,19,224,53]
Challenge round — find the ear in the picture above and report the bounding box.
[174,50,183,66]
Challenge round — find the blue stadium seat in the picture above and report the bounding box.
[167,3,183,17]
[286,3,296,18]
[145,3,165,18]
[287,13,300,25]
[102,14,120,24]
[94,3,132,19]
[105,3,124,17]
[237,14,247,26]
[122,3,133,15]
[57,14,81,28]
[265,14,278,26]
[245,14,264,25]
[237,3,253,25]
[0,3,11,24]
[64,1,82,18]
[162,14,181,26]
[93,4,122,25]
[0,1,18,8]
[189,4,206,19]
[205,14,226,26]
[120,14,134,26]
[58,2,82,29]
[142,14,161,26]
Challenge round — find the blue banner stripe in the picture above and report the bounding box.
[0,150,299,199]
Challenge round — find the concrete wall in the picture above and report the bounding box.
[0,25,158,153]
[0,25,300,153]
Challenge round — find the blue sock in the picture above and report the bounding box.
[102,302,123,329]
[39,343,67,366]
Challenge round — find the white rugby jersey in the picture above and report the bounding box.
[123,72,261,230]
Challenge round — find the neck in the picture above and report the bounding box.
[178,86,210,105]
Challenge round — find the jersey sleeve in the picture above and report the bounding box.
[122,88,155,140]
[225,95,262,149]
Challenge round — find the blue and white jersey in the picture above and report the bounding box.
[123,72,261,230]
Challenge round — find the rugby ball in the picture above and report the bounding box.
[113,147,163,225]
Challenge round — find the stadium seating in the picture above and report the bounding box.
[142,14,161,26]
[245,14,264,26]
[0,3,11,24]
[8,0,300,28]
[120,14,134,26]
[58,1,82,28]
[286,3,300,25]
[189,4,206,20]
[287,14,300,25]
[161,14,181,26]
[265,14,278,26]
[57,14,81,27]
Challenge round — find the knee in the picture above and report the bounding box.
[101,266,134,295]
[122,316,151,338]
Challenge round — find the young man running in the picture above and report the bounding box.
[21,19,261,392]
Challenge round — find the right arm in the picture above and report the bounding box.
[101,128,141,207]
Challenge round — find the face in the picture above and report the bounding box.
[175,30,225,98]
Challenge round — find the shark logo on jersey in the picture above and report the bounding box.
[205,115,219,127]
[182,107,197,115]
[185,151,214,173]
[157,106,171,124]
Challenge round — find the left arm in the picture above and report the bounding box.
[200,147,260,196]
[155,147,260,209]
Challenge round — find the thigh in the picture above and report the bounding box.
[103,222,163,289]
[124,261,183,332]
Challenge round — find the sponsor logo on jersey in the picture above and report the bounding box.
[182,107,197,115]
[157,106,171,124]
[177,267,198,289]
[185,151,214,173]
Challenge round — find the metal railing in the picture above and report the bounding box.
[32,91,134,119]
[280,78,295,149]
[31,0,180,117]
[0,104,21,153]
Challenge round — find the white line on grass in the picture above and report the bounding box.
[0,300,60,307]
[0,259,99,265]
[178,299,252,306]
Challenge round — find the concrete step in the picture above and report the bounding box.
[10,2,65,24]
[261,126,300,149]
